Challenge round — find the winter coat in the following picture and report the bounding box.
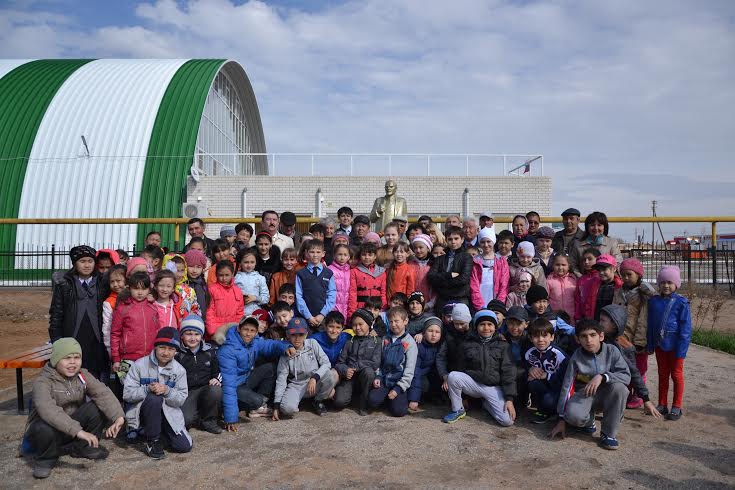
[123,351,190,445]
[255,246,282,285]
[188,276,208,321]
[536,251,557,277]
[205,280,245,337]
[328,261,351,318]
[310,331,351,365]
[582,276,623,321]
[613,281,656,349]
[499,327,533,369]
[647,293,692,359]
[110,296,161,363]
[348,264,387,319]
[49,269,104,342]
[269,269,297,306]
[386,261,416,299]
[102,291,118,357]
[407,311,431,336]
[469,259,486,311]
[601,304,650,402]
[508,257,547,291]
[552,227,585,256]
[557,343,631,419]
[207,256,236,285]
[427,249,473,307]
[575,271,598,323]
[569,235,623,276]
[411,258,434,308]
[335,335,383,377]
[25,365,123,439]
[217,325,290,423]
[546,273,577,322]
[493,255,510,304]
[175,342,220,391]
[436,327,469,378]
[456,331,517,399]
[407,340,441,402]
[235,270,269,316]
[162,253,201,318]
[378,332,418,393]
[505,291,527,309]
[274,339,332,405]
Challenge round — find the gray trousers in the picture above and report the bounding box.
[563,382,628,438]
[280,371,337,416]
[447,371,513,427]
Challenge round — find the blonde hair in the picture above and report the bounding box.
[426,223,446,246]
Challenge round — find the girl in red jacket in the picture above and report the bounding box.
[110,271,160,375]
[386,242,416,299]
[348,242,387,319]
[574,248,601,323]
[205,260,244,339]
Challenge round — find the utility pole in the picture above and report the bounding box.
[651,200,656,249]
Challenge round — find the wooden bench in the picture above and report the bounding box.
[0,345,52,413]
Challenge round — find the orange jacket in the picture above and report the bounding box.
[269,269,297,305]
[386,261,416,300]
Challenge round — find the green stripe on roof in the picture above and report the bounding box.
[0,59,93,261]
[137,59,226,248]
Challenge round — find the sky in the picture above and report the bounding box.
[1,0,734,240]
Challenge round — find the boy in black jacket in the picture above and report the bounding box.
[428,226,473,315]
[176,314,223,434]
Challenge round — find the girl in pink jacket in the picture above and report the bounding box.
[328,243,352,318]
[546,254,577,323]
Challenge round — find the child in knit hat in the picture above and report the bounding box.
[410,233,434,310]
[508,241,547,291]
[407,316,444,412]
[123,327,192,459]
[184,248,209,321]
[505,271,532,308]
[175,314,223,434]
[22,338,124,479]
[647,266,691,421]
[436,303,472,394]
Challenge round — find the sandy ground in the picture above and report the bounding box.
[0,289,733,488]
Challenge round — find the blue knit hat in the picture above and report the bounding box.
[154,327,180,349]
[180,314,205,336]
[473,309,498,326]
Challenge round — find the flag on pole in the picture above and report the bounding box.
[523,163,530,174]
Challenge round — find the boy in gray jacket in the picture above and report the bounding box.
[550,319,630,450]
[272,317,337,419]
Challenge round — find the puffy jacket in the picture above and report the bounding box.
[407,311,431,336]
[110,296,161,363]
[269,269,297,306]
[234,270,269,316]
[569,235,623,276]
[647,293,692,359]
[427,249,473,304]
[49,269,104,342]
[205,280,245,337]
[575,271,598,323]
[386,261,416,299]
[407,340,441,402]
[508,257,547,291]
[102,291,118,356]
[328,261,351,318]
[613,281,656,349]
[175,342,220,390]
[436,327,469,378]
[469,259,486,311]
[348,264,387,319]
[310,331,351,365]
[378,332,418,393]
[546,272,577,322]
[601,304,650,402]
[334,335,383,377]
[217,325,290,423]
[457,331,517,399]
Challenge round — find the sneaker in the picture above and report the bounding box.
[626,395,644,409]
[313,400,328,416]
[599,432,620,450]
[70,445,109,460]
[248,403,273,418]
[576,419,597,434]
[32,463,53,479]
[442,410,466,424]
[667,407,683,421]
[531,411,552,424]
[144,439,165,460]
[201,420,223,434]
[656,405,669,417]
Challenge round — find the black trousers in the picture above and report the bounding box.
[237,362,277,412]
[333,368,374,409]
[25,401,105,467]
[182,385,223,427]
[139,394,192,452]
[368,385,409,417]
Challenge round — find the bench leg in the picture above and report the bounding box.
[16,368,24,414]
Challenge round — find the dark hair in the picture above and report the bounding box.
[528,318,554,337]
[363,297,383,310]
[146,230,161,239]
[108,264,127,281]
[337,206,353,217]
[187,218,205,227]
[142,244,164,261]
[390,292,408,307]
[406,223,426,236]
[309,223,326,235]
[235,223,254,237]
[324,311,345,326]
[281,247,298,260]
[272,301,292,314]
[305,239,324,251]
[255,231,273,243]
[552,253,570,265]
[235,248,257,264]
[115,249,129,261]
[359,242,378,256]
[583,211,609,238]
[185,237,205,251]
[575,319,603,336]
[170,255,185,266]
[96,251,113,264]
[496,230,514,243]
[387,305,409,321]
[525,211,540,221]
[215,260,235,274]
[278,283,296,296]
[212,239,230,253]
[128,271,150,289]
[153,269,176,297]
[444,226,463,239]
[261,210,278,220]
[582,247,602,258]
[332,243,352,259]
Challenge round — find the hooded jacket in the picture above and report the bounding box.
[557,342,631,419]
[123,351,190,444]
[647,293,692,359]
[25,365,123,439]
[378,332,418,393]
[601,304,649,402]
[205,280,245,337]
[546,272,577,321]
[335,334,382,377]
[613,281,656,349]
[310,331,351,365]
[508,256,547,291]
[348,264,387,319]
[234,270,269,316]
[110,296,161,363]
[217,325,290,423]
[153,291,183,329]
[457,331,517,399]
[162,253,201,319]
[436,327,470,378]
[274,338,332,406]
[328,261,351,318]
[175,341,221,391]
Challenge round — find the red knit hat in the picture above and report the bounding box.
[184,249,207,268]
[620,258,644,278]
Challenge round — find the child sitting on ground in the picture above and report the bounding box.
[334,309,383,415]
[22,339,124,479]
[184,249,209,321]
[269,248,299,306]
[175,315,223,435]
[550,319,631,450]
[310,311,351,367]
[500,306,532,410]
[296,240,337,332]
[368,306,418,417]
[647,266,691,421]
[443,310,516,427]
[348,242,387,319]
[123,328,192,459]
[407,316,444,412]
[525,318,568,424]
[234,249,269,316]
[205,260,244,340]
[273,318,337,419]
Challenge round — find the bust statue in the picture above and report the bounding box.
[370,180,408,231]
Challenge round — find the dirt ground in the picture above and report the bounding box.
[0,288,733,489]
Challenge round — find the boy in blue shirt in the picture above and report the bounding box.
[295,240,337,332]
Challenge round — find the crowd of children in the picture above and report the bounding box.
[28,208,692,478]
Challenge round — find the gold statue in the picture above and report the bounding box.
[370,180,408,231]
